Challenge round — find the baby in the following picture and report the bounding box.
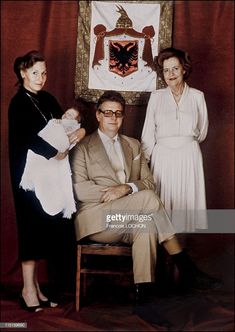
[20,107,85,218]
[58,107,81,134]
[58,107,81,149]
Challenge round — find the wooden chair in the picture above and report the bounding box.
[76,242,133,311]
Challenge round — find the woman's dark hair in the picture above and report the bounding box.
[154,47,192,81]
[97,90,125,111]
[13,50,46,86]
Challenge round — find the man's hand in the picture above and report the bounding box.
[100,184,132,203]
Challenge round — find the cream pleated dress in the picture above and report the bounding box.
[141,83,208,232]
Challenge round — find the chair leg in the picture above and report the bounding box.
[76,245,82,311]
[83,273,87,299]
[82,255,88,299]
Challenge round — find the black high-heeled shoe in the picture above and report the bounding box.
[19,294,43,313]
[39,299,58,308]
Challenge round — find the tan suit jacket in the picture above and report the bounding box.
[71,130,155,241]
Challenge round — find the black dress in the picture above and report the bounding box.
[8,87,72,262]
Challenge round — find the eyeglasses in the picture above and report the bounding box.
[98,109,124,118]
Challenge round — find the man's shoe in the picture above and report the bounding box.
[179,269,221,291]
[134,286,171,328]
[172,250,221,292]
[135,283,155,305]
[135,283,143,305]
[191,269,222,291]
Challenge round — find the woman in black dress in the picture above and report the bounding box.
[8,50,85,312]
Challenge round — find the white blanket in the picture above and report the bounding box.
[61,118,80,149]
[20,119,76,218]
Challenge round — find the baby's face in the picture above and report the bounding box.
[63,108,79,120]
[63,108,80,120]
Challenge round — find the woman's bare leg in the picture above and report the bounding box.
[22,260,40,307]
[34,262,48,301]
[34,262,58,307]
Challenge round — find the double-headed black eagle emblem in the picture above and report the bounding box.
[109,41,138,77]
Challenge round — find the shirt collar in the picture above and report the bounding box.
[98,128,119,143]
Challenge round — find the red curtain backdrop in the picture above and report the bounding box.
[1,1,234,285]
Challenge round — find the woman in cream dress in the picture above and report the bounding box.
[141,48,208,232]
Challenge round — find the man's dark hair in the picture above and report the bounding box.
[97,90,125,111]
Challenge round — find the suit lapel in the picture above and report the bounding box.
[89,131,119,181]
[120,136,132,181]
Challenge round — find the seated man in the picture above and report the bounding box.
[70,90,220,303]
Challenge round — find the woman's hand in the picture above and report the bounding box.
[68,128,86,146]
[54,149,69,160]
[53,118,61,124]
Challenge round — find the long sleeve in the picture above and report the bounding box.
[71,143,108,203]
[197,92,209,143]
[141,92,157,162]
[121,135,155,191]
[8,91,60,160]
[131,152,156,191]
[8,89,63,188]
[9,101,56,155]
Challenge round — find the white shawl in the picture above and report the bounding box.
[20,119,76,218]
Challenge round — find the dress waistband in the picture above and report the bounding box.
[157,136,195,148]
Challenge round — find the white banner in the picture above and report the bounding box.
[88,1,160,92]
